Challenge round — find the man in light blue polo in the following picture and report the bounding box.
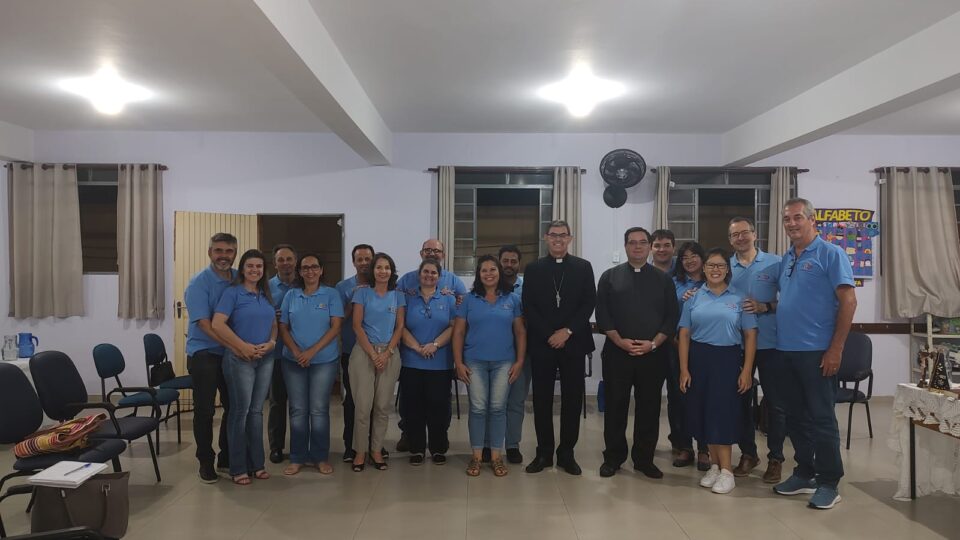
[395,239,467,452]
[773,198,857,510]
[185,232,238,483]
[727,217,785,484]
[266,244,297,464]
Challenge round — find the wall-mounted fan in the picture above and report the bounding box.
[599,149,646,208]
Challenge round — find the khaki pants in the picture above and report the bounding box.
[348,344,401,454]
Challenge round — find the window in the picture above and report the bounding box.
[77,165,118,273]
[453,169,553,275]
[667,169,796,252]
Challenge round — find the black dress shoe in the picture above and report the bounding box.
[342,449,357,463]
[432,453,447,465]
[269,449,285,464]
[634,462,664,479]
[599,463,620,478]
[525,456,553,473]
[199,464,219,484]
[506,448,523,464]
[409,453,425,466]
[557,457,582,476]
[481,447,492,463]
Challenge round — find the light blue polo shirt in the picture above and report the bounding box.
[679,287,758,347]
[673,276,705,314]
[401,289,457,370]
[280,286,344,364]
[730,250,781,350]
[776,236,855,351]
[215,285,276,345]
[510,276,524,300]
[269,275,295,359]
[185,266,237,356]
[397,268,467,298]
[352,287,406,345]
[335,275,365,356]
[456,291,523,362]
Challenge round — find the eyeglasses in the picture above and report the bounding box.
[704,263,728,270]
[728,230,754,239]
[786,257,799,277]
[421,248,443,255]
[300,265,321,272]
[626,240,649,247]
[546,233,571,239]
[419,305,432,319]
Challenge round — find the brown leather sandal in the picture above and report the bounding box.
[491,458,508,477]
[466,457,481,477]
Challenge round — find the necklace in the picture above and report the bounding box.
[553,273,564,308]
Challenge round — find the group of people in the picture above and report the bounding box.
[183,196,856,510]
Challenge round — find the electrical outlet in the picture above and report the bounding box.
[612,251,621,263]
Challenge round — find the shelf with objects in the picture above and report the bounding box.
[909,313,960,385]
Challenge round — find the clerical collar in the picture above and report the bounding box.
[552,254,567,264]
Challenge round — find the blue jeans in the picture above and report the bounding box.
[222,351,274,477]
[484,359,530,449]
[779,350,843,488]
[281,359,338,465]
[466,359,511,450]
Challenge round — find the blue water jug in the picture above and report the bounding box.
[17,333,38,358]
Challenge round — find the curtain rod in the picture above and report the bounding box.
[871,167,952,174]
[5,162,168,171]
[648,166,808,174]
[426,166,586,174]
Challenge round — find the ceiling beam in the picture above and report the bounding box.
[0,120,33,162]
[250,0,392,165]
[721,11,960,166]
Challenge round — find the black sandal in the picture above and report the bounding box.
[352,462,365,472]
[372,460,388,471]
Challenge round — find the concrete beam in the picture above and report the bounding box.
[722,11,960,165]
[251,0,392,165]
[0,120,33,162]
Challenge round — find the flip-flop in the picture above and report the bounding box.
[232,474,251,486]
[317,462,334,475]
[283,464,302,476]
[254,470,271,480]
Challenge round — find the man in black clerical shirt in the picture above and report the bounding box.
[521,220,596,475]
[596,227,679,478]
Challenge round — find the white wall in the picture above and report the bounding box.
[2,130,958,396]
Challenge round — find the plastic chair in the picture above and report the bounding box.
[836,332,874,449]
[29,351,162,482]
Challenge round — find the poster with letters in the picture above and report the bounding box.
[815,208,878,282]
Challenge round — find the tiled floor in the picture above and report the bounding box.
[1,397,956,539]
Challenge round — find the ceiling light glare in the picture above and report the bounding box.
[59,65,152,115]
[538,63,625,118]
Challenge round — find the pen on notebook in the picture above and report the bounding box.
[64,463,93,476]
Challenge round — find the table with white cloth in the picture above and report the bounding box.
[890,383,960,500]
[5,358,54,427]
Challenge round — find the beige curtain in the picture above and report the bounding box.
[553,166,582,256]
[117,164,165,319]
[768,167,794,255]
[7,163,84,318]
[437,166,455,269]
[652,166,670,230]
[880,167,960,318]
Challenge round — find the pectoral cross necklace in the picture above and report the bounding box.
[553,273,564,308]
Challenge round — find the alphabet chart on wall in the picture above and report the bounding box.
[815,208,879,280]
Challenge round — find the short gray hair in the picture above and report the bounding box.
[784,197,815,219]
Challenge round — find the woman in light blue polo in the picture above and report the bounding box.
[278,253,344,476]
[212,249,277,486]
[673,241,706,307]
[678,247,757,495]
[399,258,457,466]
[453,255,526,477]
[349,252,405,472]
[671,240,708,469]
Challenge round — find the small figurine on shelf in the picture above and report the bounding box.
[917,347,934,388]
[929,348,952,393]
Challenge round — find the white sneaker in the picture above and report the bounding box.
[711,469,736,494]
[699,465,720,488]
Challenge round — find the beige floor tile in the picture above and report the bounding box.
[466,502,577,540]
[353,501,467,540]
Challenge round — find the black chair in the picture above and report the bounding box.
[0,363,125,538]
[93,343,180,450]
[29,351,163,482]
[836,332,873,449]
[143,333,192,422]
[5,528,105,540]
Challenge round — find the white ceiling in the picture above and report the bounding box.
[0,0,959,136]
[846,86,960,135]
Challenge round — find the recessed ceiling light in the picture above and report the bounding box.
[538,63,625,118]
[59,65,152,115]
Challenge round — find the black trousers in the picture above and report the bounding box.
[267,354,288,452]
[399,367,452,455]
[340,353,356,449]
[601,346,667,467]
[187,350,230,466]
[531,347,585,460]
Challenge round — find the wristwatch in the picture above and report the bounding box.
[651,342,657,351]
[565,328,573,335]
[433,341,440,348]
